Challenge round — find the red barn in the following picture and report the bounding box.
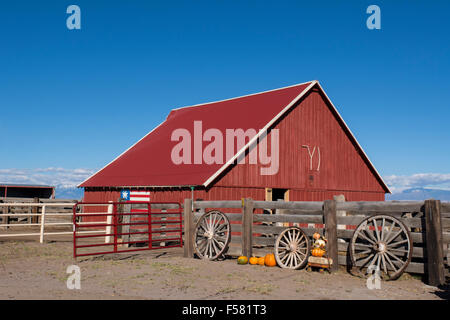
[79,81,390,204]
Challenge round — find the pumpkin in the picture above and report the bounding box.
[257,257,265,265]
[264,253,277,267]
[313,232,321,240]
[237,256,248,265]
[249,257,259,265]
[311,248,325,257]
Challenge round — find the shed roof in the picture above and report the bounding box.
[80,81,390,193]
[0,184,54,188]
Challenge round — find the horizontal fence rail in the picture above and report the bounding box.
[0,201,80,243]
[185,199,450,286]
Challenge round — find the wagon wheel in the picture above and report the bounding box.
[193,210,231,260]
[349,214,412,280]
[274,227,310,269]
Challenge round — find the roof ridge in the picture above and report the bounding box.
[171,81,314,112]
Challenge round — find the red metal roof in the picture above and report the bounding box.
[80,81,389,192]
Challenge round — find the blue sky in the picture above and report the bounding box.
[1,1,450,193]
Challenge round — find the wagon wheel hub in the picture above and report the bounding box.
[374,242,386,253]
[204,231,214,239]
[289,243,297,252]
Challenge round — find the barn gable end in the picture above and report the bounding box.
[210,85,387,196]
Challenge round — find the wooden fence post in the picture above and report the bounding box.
[39,205,46,244]
[424,199,445,286]
[105,202,113,244]
[183,198,194,258]
[121,202,131,248]
[323,199,338,272]
[2,203,9,229]
[242,198,254,258]
[32,197,39,224]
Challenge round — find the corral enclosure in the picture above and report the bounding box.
[0,197,76,242]
[1,197,449,286]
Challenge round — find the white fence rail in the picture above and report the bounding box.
[0,202,111,243]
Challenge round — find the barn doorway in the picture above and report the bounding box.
[265,188,289,228]
[265,188,289,202]
[272,188,288,201]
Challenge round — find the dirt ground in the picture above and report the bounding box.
[0,240,448,300]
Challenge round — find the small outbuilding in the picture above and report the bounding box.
[0,184,55,199]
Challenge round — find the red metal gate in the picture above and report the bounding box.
[73,201,183,258]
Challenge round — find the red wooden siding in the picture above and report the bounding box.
[83,186,383,207]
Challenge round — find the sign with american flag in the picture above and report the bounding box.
[129,191,151,202]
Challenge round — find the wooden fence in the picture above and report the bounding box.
[183,198,450,286]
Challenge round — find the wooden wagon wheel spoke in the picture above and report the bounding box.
[212,237,225,249]
[355,252,375,264]
[356,229,376,245]
[380,217,386,241]
[275,227,310,269]
[372,218,381,242]
[366,253,379,273]
[213,234,227,241]
[385,229,403,245]
[350,215,412,281]
[354,249,372,257]
[383,252,398,272]
[380,252,388,274]
[293,229,301,243]
[280,251,290,262]
[193,210,231,260]
[362,226,378,244]
[387,239,409,248]
[293,252,302,267]
[353,242,372,248]
[196,238,207,250]
[383,220,396,243]
[385,250,406,265]
[388,248,409,254]
[280,249,290,257]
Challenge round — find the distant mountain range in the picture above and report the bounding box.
[55,187,450,202]
[386,188,450,201]
[55,187,84,200]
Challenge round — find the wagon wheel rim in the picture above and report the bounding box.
[275,227,310,269]
[349,214,412,280]
[193,210,231,260]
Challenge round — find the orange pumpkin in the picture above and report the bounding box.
[264,253,276,267]
[257,257,265,265]
[313,232,321,240]
[249,257,259,265]
[311,248,325,257]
